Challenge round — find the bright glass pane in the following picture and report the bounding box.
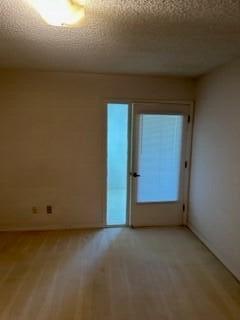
[107,104,128,225]
[137,114,183,203]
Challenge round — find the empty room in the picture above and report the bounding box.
[0,1,240,319]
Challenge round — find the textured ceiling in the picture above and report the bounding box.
[0,0,240,76]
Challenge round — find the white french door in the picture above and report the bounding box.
[130,102,192,227]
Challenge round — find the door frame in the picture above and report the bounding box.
[103,100,194,227]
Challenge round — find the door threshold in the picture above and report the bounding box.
[105,225,129,228]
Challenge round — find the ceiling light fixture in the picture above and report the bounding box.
[27,0,85,27]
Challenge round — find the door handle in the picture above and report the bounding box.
[130,172,141,178]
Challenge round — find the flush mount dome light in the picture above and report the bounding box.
[27,0,85,27]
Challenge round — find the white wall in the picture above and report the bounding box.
[0,70,194,230]
[189,58,240,281]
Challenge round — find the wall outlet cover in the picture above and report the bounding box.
[32,207,38,214]
[47,205,53,214]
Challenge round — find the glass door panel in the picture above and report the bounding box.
[137,114,184,203]
[106,103,129,226]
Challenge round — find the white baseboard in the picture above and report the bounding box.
[0,223,104,232]
[188,222,240,282]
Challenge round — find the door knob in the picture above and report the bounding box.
[131,172,141,178]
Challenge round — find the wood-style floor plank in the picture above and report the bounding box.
[0,227,239,320]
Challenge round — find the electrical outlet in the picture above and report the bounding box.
[47,205,52,214]
[32,206,38,214]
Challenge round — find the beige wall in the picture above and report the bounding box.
[0,70,194,230]
[189,58,240,280]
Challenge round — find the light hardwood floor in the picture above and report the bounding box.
[0,227,239,320]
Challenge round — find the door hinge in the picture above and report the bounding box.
[183,204,186,212]
[187,115,191,123]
